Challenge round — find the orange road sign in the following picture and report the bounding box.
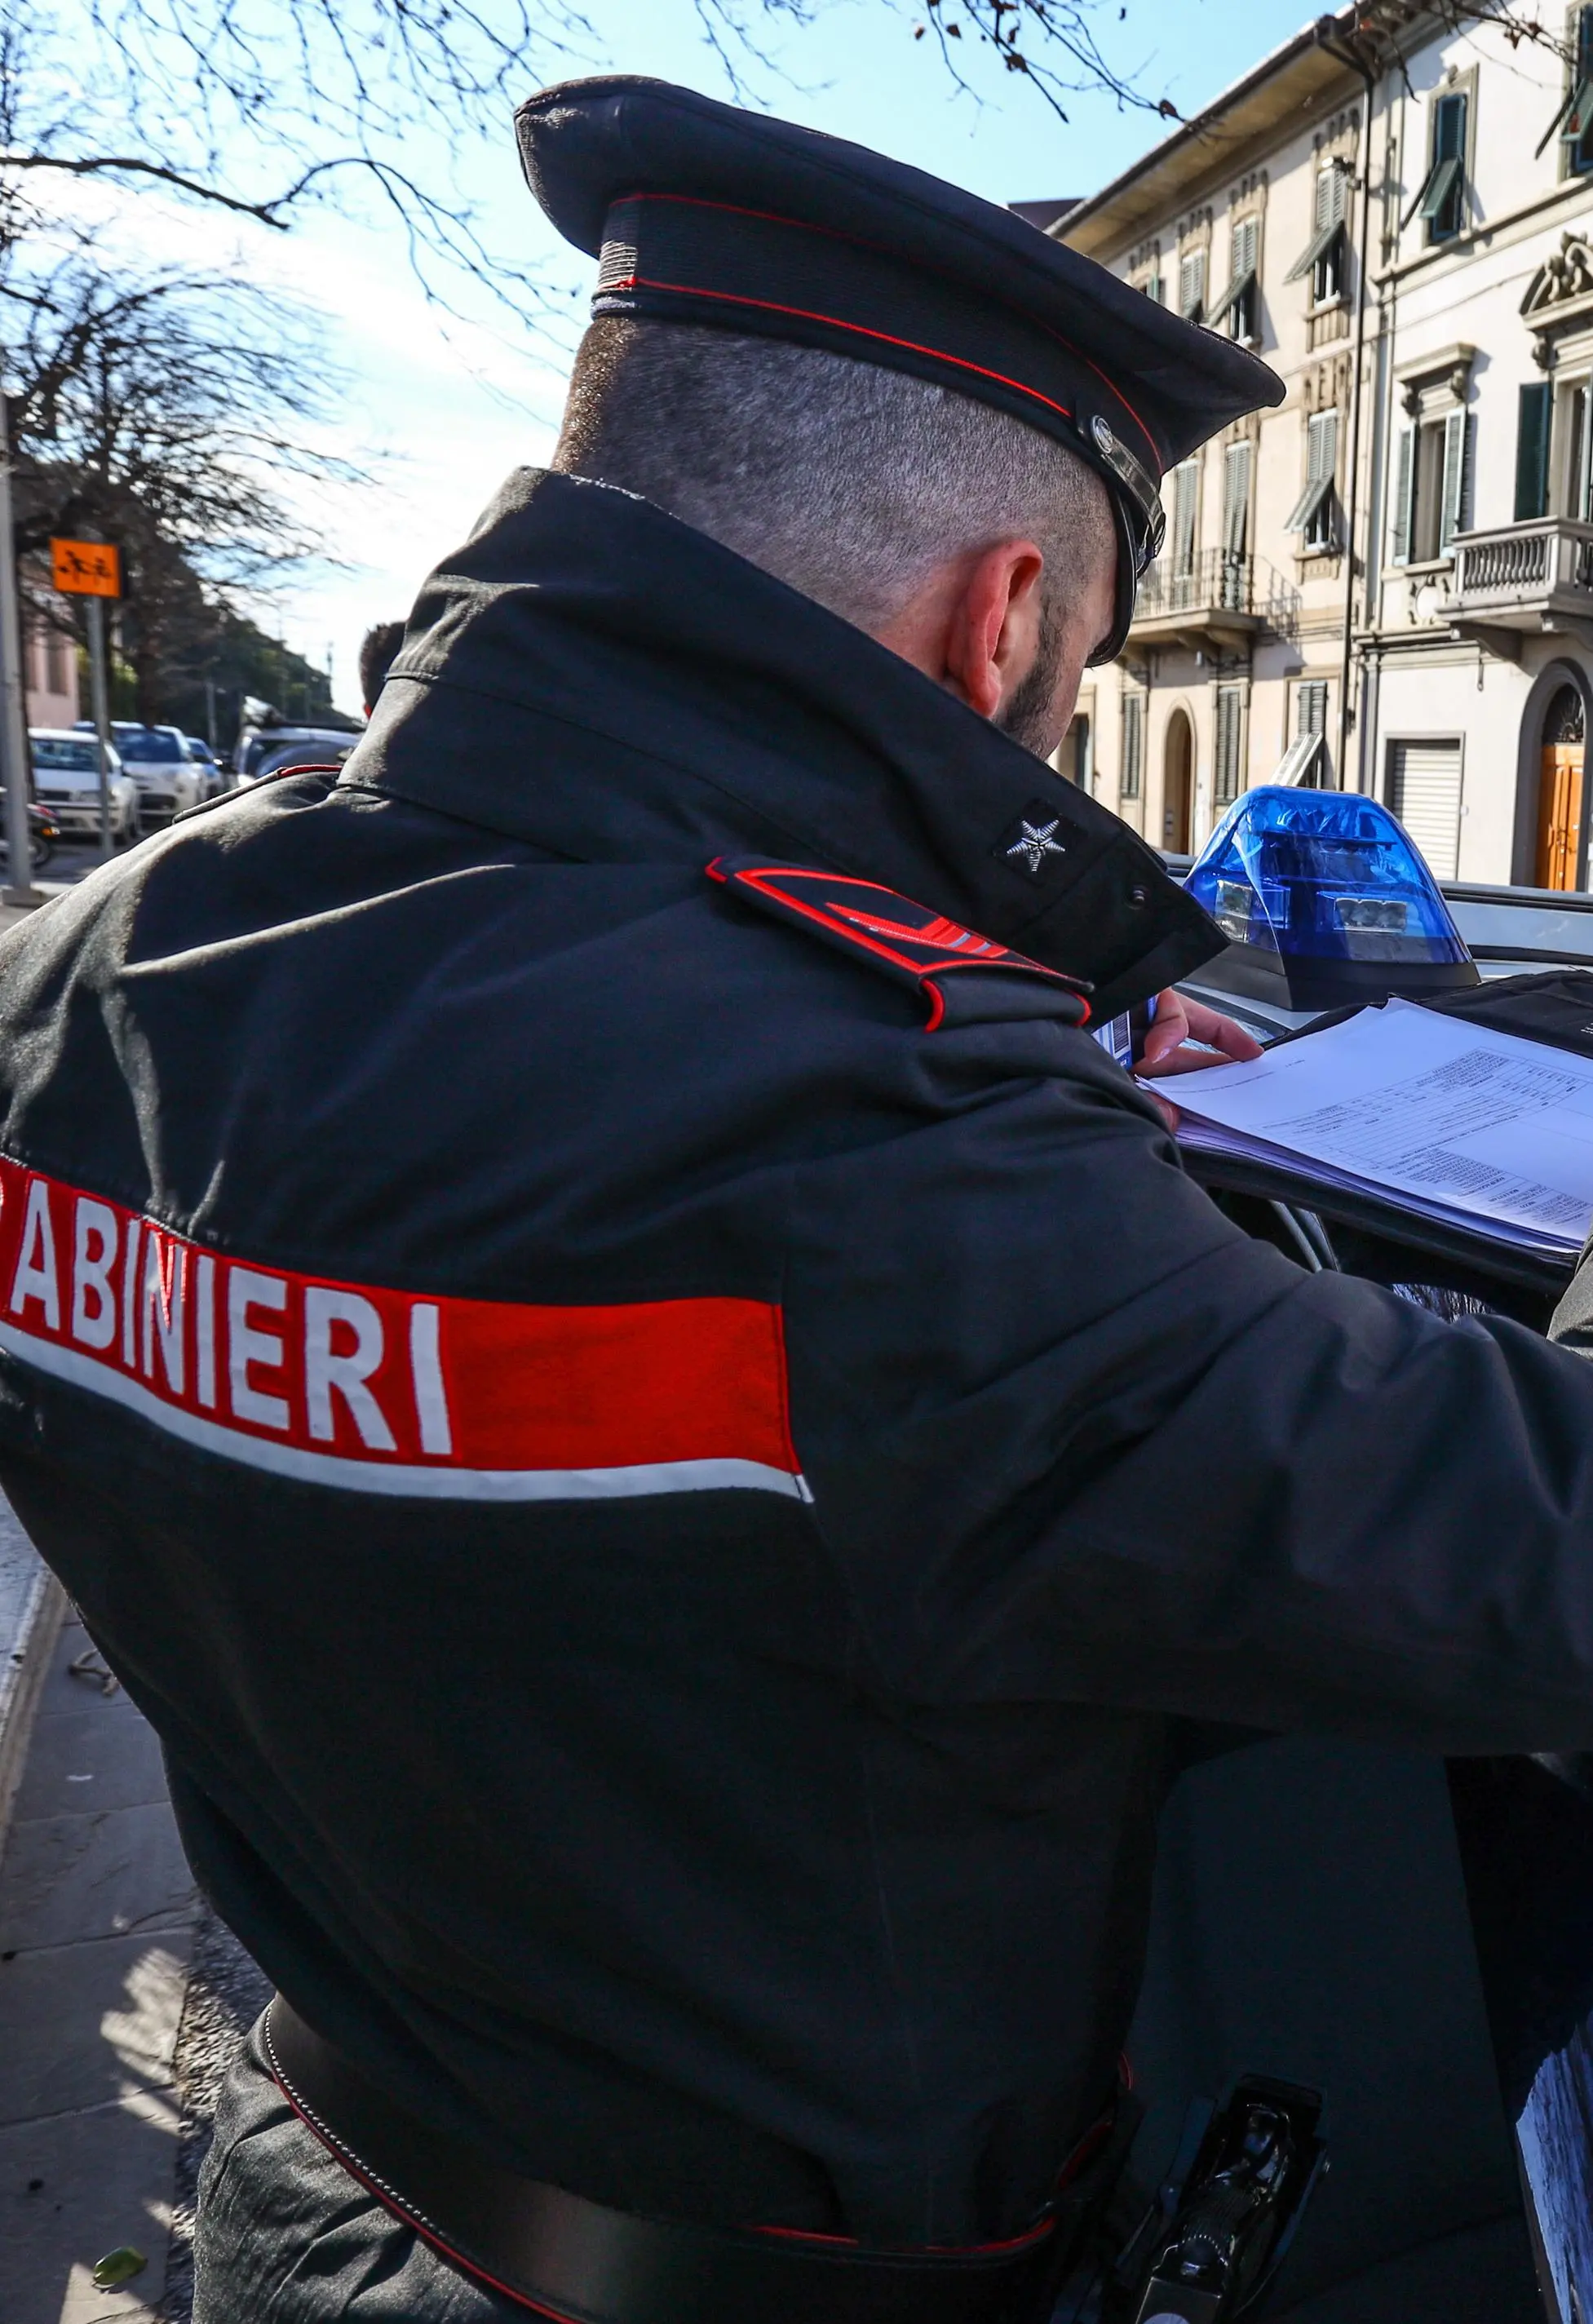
[49,538,121,598]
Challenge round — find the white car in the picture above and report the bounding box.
[29,730,141,843]
[75,721,203,828]
[184,737,226,800]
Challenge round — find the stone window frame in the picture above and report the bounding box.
[1128,235,1165,306]
[1289,354,1353,565]
[1387,344,1476,572]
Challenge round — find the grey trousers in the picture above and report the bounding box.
[192,2014,525,2323]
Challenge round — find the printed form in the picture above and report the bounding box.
[1167,999,1593,1255]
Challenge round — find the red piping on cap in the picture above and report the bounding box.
[610,272,1080,433]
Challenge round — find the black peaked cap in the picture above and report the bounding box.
[516,76,1284,515]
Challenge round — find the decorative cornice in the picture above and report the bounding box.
[1522,232,1593,325]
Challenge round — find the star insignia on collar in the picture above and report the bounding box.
[1004,818,1067,875]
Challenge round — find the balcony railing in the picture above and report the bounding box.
[1450,517,1593,615]
[1135,547,1254,622]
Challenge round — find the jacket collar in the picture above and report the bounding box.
[346,468,1220,1016]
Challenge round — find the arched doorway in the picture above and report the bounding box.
[1163,710,1193,853]
[1536,684,1586,890]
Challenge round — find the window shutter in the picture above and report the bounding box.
[1516,383,1552,520]
[1289,171,1347,285]
[1535,15,1593,158]
[1315,163,1347,232]
[1205,218,1259,334]
[1172,460,1200,575]
[1283,410,1340,546]
[1436,91,1467,162]
[1285,414,1338,536]
[1214,687,1244,807]
[1409,94,1467,237]
[1440,407,1469,549]
[1574,9,1593,171]
[1392,425,1416,563]
[1223,441,1252,558]
[1297,680,1328,738]
[1073,714,1092,791]
[1179,250,1206,319]
[1389,740,1462,879]
[1121,693,1144,799]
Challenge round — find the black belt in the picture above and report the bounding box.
[263,1996,1108,2324]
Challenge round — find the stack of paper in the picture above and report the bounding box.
[1168,1000,1593,1259]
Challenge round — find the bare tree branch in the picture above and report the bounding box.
[3,220,366,715]
[3,149,296,224]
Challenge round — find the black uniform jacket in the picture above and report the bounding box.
[8,469,1593,2250]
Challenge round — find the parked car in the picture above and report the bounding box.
[241,737,360,786]
[234,724,361,786]
[184,737,226,800]
[29,730,140,844]
[74,721,202,828]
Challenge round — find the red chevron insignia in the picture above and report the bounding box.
[706,858,1091,1031]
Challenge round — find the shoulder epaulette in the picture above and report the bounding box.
[706,858,1091,1031]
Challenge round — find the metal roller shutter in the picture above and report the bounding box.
[1389,740,1462,879]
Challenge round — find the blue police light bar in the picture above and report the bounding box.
[1184,787,1479,1011]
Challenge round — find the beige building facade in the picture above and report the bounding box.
[1057,1,1593,890]
[24,618,77,732]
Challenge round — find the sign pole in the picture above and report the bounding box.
[85,595,113,859]
[0,392,36,908]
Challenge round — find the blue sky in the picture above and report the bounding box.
[203,0,1321,708]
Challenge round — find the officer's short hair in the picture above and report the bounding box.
[359,621,407,714]
[553,318,1113,640]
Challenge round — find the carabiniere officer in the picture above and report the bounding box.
[10,73,1593,2324]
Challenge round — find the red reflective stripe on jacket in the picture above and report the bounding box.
[0,1156,804,1500]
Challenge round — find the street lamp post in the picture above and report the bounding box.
[0,388,38,908]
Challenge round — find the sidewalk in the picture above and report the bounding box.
[0,841,113,940]
[0,1505,64,1841]
[0,844,272,2323]
[0,1609,268,2324]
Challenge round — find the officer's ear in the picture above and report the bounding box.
[937,539,1047,724]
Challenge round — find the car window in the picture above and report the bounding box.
[252,742,355,781]
[31,738,98,772]
[244,733,352,775]
[113,732,184,764]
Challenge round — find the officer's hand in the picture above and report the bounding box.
[1136,989,1262,1129]
[1139,990,1263,1077]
